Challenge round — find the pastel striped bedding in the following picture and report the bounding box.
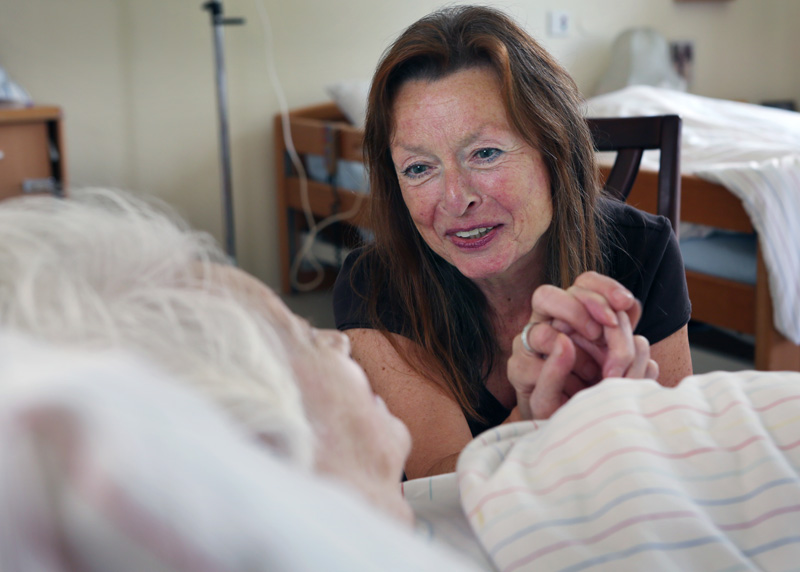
[456,371,800,572]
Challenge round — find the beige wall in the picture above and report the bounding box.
[0,0,131,188]
[1,0,798,289]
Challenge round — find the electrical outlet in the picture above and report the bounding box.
[547,11,570,38]
[669,40,695,85]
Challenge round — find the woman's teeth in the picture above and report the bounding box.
[455,226,494,239]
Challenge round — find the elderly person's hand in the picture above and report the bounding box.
[508,272,659,420]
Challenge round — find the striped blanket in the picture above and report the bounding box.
[455,371,800,571]
[585,86,800,344]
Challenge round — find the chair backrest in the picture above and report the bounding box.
[586,115,682,238]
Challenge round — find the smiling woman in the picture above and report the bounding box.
[390,66,552,283]
[333,5,693,479]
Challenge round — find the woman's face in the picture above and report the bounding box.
[390,66,552,284]
[245,274,413,522]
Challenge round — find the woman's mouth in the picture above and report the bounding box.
[454,226,496,240]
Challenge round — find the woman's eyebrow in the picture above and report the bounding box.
[390,140,429,157]
[391,124,502,157]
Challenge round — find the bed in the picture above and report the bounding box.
[274,86,800,370]
[6,330,800,571]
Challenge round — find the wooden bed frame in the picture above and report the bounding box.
[274,102,800,371]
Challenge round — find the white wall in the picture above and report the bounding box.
[1,0,798,289]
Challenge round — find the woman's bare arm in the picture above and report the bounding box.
[650,324,693,387]
[345,328,473,479]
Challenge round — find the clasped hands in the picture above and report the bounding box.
[508,272,659,421]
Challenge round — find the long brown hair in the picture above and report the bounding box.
[355,5,605,419]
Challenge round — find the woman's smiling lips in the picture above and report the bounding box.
[447,224,501,248]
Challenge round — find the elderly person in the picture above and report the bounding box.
[333,5,693,478]
[0,188,411,522]
[0,188,492,571]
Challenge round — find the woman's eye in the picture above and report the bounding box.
[402,164,429,179]
[474,148,502,161]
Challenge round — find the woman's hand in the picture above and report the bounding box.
[530,271,643,377]
[508,272,659,420]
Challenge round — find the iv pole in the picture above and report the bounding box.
[202,0,244,261]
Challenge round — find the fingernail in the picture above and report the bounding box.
[606,366,623,378]
[612,289,634,306]
[604,308,618,326]
[586,320,602,339]
[552,319,571,334]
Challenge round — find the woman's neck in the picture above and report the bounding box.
[475,246,548,330]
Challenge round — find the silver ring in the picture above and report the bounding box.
[521,322,536,355]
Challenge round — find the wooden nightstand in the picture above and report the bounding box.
[0,105,66,201]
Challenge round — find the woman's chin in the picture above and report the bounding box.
[453,260,513,282]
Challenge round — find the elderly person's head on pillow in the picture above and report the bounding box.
[0,188,412,524]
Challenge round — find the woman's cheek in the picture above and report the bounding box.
[476,169,520,204]
[401,185,440,225]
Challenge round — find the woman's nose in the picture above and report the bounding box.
[443,168,480,216]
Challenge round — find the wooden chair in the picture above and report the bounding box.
[586,114,682,237]
[587,114,800,371]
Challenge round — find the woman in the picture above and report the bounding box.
[333,6,693,478]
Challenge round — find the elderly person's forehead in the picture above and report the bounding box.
[206,264,304,333]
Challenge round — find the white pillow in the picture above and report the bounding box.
[0,333,483,572]
[326,79,370,128]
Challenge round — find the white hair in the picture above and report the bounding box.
[0,188,314,467]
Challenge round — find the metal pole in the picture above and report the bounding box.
[202,1,244,261]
